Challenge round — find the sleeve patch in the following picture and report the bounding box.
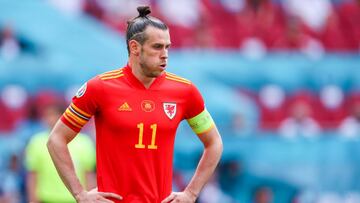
[76,83,87,98]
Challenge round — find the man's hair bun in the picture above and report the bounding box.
[137,6,151,18]
[125,5,167,55]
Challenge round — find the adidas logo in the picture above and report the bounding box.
[118,102,132,111]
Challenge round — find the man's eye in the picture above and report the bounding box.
[153,45,162,49]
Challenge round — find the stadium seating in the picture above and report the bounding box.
[1,0,360,202]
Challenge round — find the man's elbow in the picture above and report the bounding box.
[46,134,56,152]
[206,134,223,154]
[46,132,64,153]
[216,136,223,155]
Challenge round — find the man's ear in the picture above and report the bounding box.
[129,40,140,56]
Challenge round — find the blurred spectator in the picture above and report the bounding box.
[81,0,359,52]
[0,24,39,59]
[198,168,237,203]
[280,0,351,52]
[11,90,65,144]
[0,154,22,203]
[202,0,285,49]
[13,99,43,144]
[0,25,20,61]
[79,0,360,52]
[338,97,360,138]
[218,158,297,202]
[218,159,243,197]
[32,90,65,119]
[279,94,321,138]
[252,186,273,203]
[25,104,96,203]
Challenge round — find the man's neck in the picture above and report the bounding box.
[128,59,155,89]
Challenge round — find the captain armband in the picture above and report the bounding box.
[186,109,215,134]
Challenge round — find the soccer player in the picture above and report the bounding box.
[47,6,223,203]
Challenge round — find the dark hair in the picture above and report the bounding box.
[126,6,168,55]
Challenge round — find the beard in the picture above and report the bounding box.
[139,55,163,78]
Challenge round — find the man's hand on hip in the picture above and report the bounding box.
[75,188,123,203]
[161,191,197,203]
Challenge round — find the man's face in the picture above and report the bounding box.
[138,26,171,78]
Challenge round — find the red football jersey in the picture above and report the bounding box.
[61,65,207,203]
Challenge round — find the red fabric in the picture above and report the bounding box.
[166,24,196,47]
[61,65,205,203]
[336,1,360,51]
[236,0,285,48]
[320,11,351,51]
[0,101,15,132]
[259,105,288,131]
[201,0,241,48]
[83,0,105,20]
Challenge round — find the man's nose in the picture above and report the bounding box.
[161,49,168,59]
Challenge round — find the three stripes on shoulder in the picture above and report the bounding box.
[165,72,191,84]
[99,68,191,85]
[99,69,124,80]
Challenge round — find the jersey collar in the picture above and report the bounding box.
[123,64,165,90]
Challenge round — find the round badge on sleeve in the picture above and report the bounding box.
[76,83,87,98]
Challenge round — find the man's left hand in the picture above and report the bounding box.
[161,191,196,203]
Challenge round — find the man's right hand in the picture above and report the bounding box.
[75,188,123,203]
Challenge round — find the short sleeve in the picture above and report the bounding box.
[185,84,215,135]
[61,77,100,132]
[184,84,205,119]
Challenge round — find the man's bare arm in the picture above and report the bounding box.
[27,172,39,203]
[47,120,84,198]
[162,126,223,202]
[47,120,122,202]
[184,126,223,198]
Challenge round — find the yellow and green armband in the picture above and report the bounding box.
[186,109,215,134]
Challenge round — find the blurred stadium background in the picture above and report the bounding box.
[0,0,360,202]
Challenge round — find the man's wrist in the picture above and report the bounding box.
[74,190,87,201]
[184,188,198,201]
